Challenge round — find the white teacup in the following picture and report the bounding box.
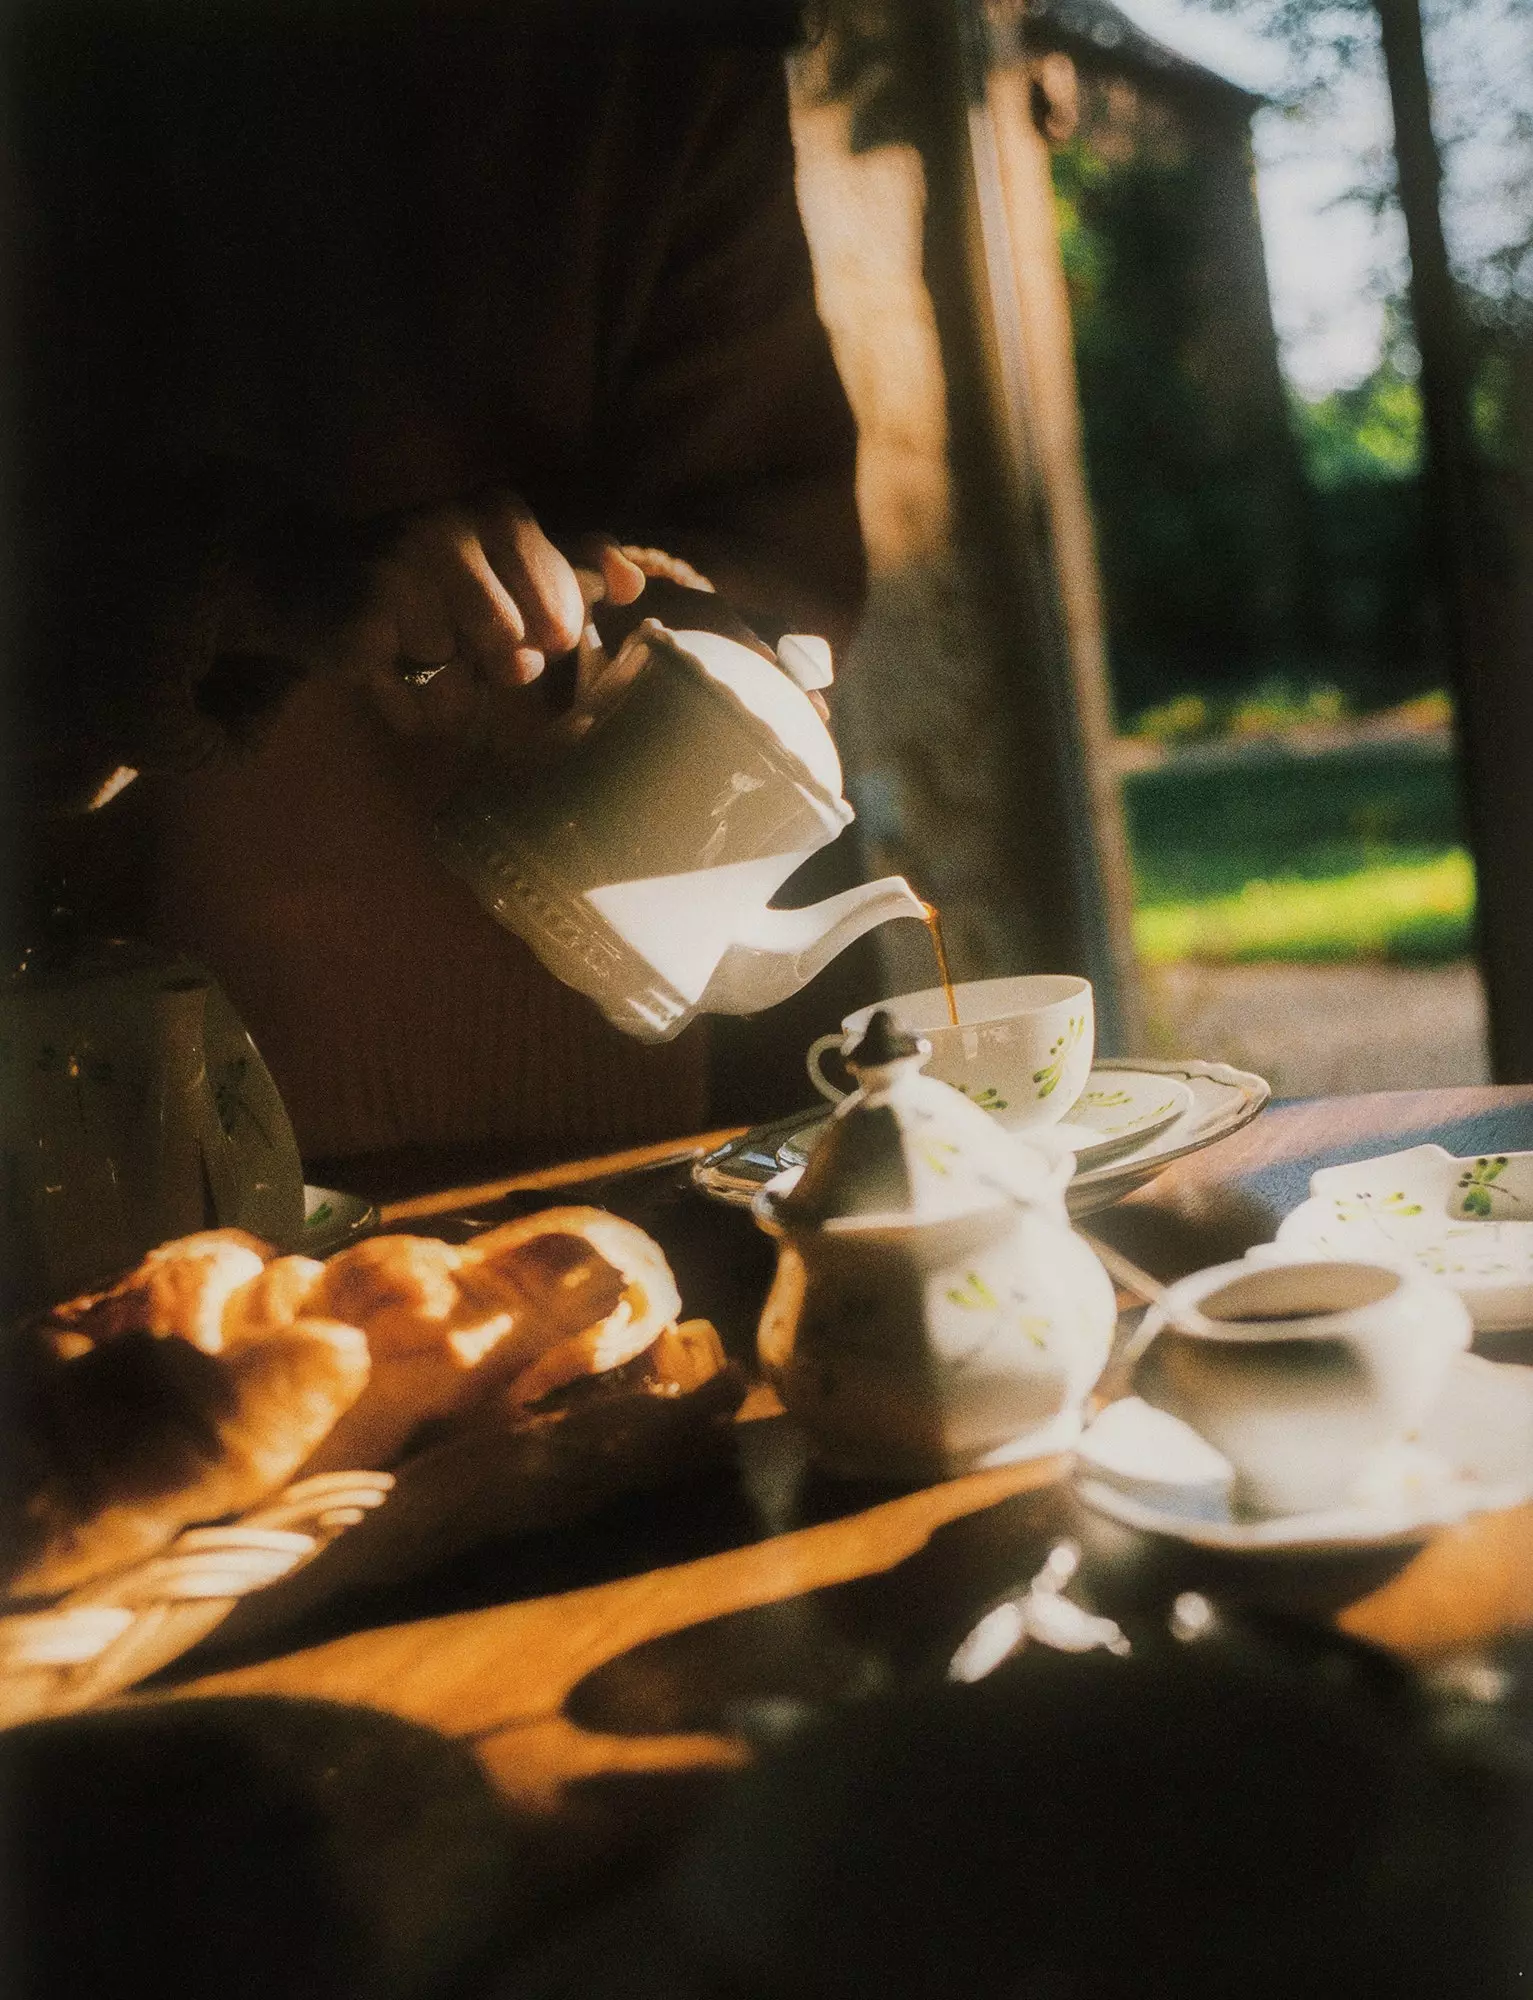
[807,975,1093,1133]
[1133,1256,1472,1518]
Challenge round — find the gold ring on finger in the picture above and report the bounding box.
[398,654,459,689]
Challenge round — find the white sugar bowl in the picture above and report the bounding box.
[753,1011,1117,1479]
[1132,1256,1472,1517]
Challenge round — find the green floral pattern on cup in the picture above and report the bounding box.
[1032,1015,1086,1100]
[943,1270,1051,1349]
[959,1085,1010,1112]
[946,1270,999,1310]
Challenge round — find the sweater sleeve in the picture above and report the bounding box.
[599,48,867,655]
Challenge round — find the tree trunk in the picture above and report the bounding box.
[1375,0,1533,1080]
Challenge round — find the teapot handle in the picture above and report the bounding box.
[807,1033,853,1103]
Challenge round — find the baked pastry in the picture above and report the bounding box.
[49,1230,272,1353]
[466,1207,682,1405]
[3,1309,369,1600]
[301,1208,682,1472]
[3,1204,696,1600]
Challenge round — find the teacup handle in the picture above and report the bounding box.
[807,1033,853,1103]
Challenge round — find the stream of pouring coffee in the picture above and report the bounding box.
[920,901,960,1027]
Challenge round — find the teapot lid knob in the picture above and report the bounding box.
[846,1008,928,1074]
[775,634,834,692]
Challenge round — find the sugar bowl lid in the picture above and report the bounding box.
[770,1010,1064,1228]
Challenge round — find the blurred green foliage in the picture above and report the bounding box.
[1289,361,1424,486]
[1123,734,1465,904]
[1052,132,1459,727]
[1125,735,1474,961]
[1134,850,1474,963]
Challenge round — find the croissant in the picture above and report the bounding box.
[299,1207,683,1471]
[3,1305,369,1601]
[3,1207,695,1599]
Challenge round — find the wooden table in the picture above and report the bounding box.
[153,1086,1533,1963]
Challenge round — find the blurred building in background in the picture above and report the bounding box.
[1026,0,1312,724]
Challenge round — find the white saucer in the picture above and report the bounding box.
[691,1058,1270,1218]
[1050,1071,1193,1163]
[1074,1352,1533,1553]
[778,1066,1191,1173]
[1272,1146,1533,1334]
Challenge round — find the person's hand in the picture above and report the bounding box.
[342,492,648,743]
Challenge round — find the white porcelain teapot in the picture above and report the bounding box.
[434,619,925,1041]
[753,1013,1118,1479]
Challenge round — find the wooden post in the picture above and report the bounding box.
[906,0,1141,1051]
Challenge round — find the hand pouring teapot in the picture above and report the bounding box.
[434,618,925,1041]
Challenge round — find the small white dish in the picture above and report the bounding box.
[1272,1145,1533,1334]
[1076,1351,1533,1553]
[778,1068,1190,1173]
[784,1072,1192,1168]
[294,1184,379,1259]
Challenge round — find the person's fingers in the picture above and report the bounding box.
[480,497,587,679]
[594,540,647,606]
[336,600,429,736]
[411,659,485,738]
[386,562,458,675]
[569,538,647,613]
[617,545,715,593]
[365,659,427,737]
[426,515,538,687]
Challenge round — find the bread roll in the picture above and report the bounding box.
[465,1207,681,1394]
[4,1314,369,1600]
[300,1209,682,1471]
[53,1231,271,1354]
[221,1255,327,1349]
[308,1236,474,1358]
[5,1202,693,1597]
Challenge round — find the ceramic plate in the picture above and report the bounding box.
[1050,1071,1193,1161]
[294,1185,380,1260]
[1073,1352,1533,1553]
[691,1058,1270,1218]
[775,1066,1191,1173]
[1271,1146,1533,1334]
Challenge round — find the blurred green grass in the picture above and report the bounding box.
[1122,736,1477,964]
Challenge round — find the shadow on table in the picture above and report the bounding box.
[558,1457,1424,1760]
[515,1618,1533,2000]
[0,1695,542,2000]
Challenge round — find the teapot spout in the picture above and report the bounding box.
[699,876,926,1016]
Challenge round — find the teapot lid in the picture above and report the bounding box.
[660,625,846,804]
[773,1009,1067,1229]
